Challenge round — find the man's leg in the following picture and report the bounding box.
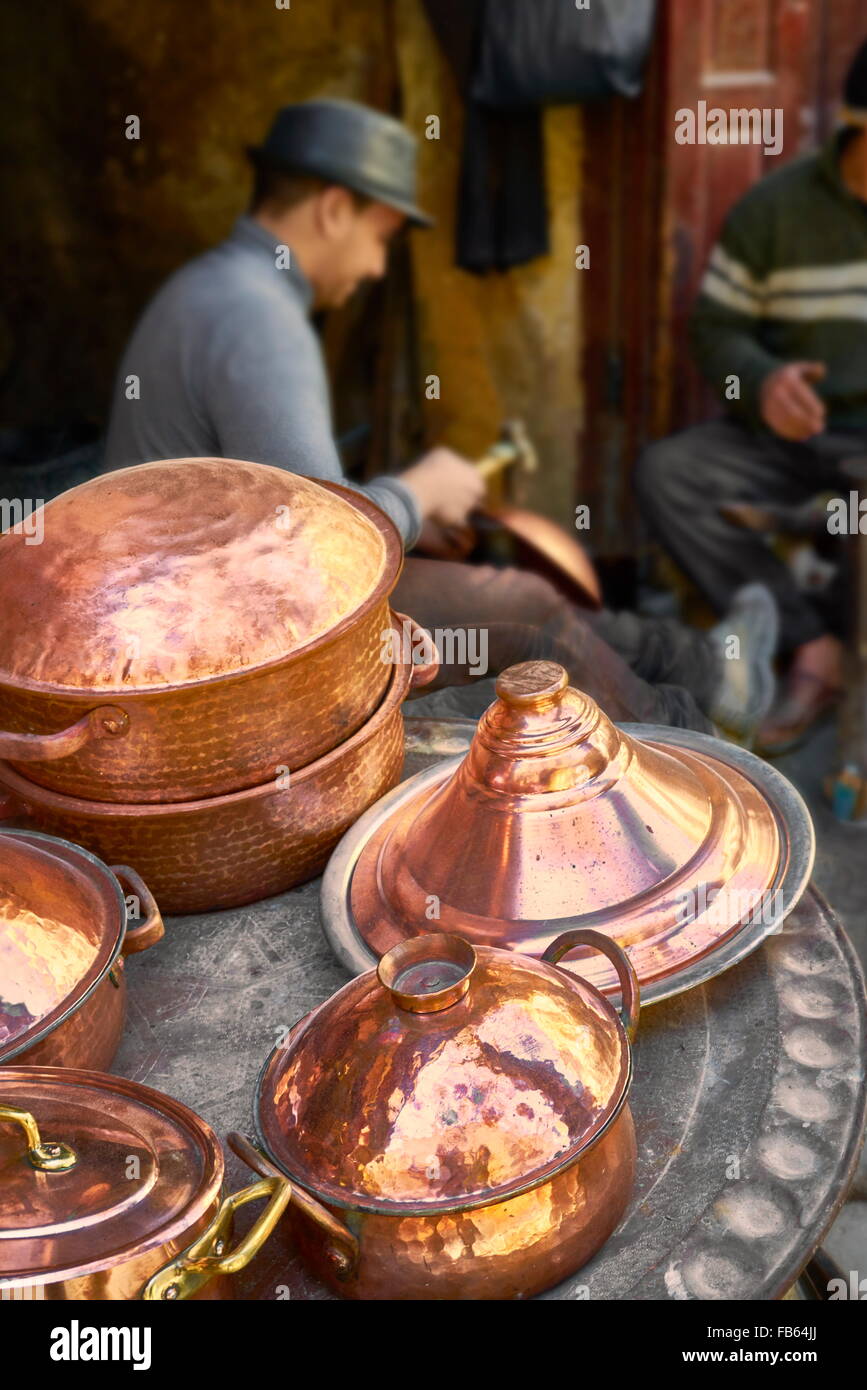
[635,418,828,654]
[393,557,714,732]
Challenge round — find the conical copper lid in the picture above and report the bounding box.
[256,933,632,1213]
[339,661,813,998]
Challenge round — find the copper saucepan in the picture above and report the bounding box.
[0,460,407,802]
[0,1067,291,1300]
[0,830,163,1069]
[0,617,438,915]
[231,929,640,1300]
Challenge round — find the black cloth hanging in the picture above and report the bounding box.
[421,0,656,274]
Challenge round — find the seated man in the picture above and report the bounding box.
[637,39,867,751]
[105,98,771,734]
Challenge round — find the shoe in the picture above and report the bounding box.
[756,669,841,756]
[708,584,779,738]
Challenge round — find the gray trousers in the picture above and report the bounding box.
[394,557,718,732]
[636,417,862,654]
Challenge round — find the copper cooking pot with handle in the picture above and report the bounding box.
[0,459,407,802]
[0,829,163,1069]
[232,927,640,1300]
[0,1068,291,1300]
[0,616,438,914]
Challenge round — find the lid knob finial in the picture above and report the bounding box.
[495,661,569,710]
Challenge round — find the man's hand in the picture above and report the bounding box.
[759,361,827,441]
[400,447,487,527]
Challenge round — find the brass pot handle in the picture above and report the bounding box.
[142,1175,293,1301]
[542,928,640,1042]
[110,864,165,956]
[0,706,129,763]
[227,1131,360,1281]
[392,612,440,690]
[0,1104,77,1171]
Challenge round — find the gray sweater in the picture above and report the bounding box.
[104,216,422,546]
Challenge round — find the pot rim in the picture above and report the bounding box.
[0,1065,224,1289]
[0,832,128,1064]
[0,477,403,701]
[252,968,635,1219]
[0,645,413,819]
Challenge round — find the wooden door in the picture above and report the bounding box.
[578,0,865,567]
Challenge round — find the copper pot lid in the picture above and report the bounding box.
[0,459,401,693]
[255,932,634,1216]
[322,661,815,1003]
[0,832,125,1061]
[0,1067,223,1286]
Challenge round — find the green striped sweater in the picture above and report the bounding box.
[690,131,867,429]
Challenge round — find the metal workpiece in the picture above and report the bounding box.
[112,722,866,1301]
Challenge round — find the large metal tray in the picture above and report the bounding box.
[112,718,866,1301]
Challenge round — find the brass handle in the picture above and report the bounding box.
[111,865,165,956]
[0,706,130,763]
[392,612,440,691]
[0,1104,77,1171]
[542,928,640,1042]
[142,1175,293,1301]
[227,1131,360,1281]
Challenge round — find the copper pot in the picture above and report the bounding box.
[233,928,639,1300]
[0,1067,292,1300]
[0,830,163,1069]
[0,621,438,915]
[0,459,406,802]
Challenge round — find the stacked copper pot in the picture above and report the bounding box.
[0,457,437,913]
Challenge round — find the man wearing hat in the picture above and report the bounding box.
[637,38,867,752]
[105,98,773,733]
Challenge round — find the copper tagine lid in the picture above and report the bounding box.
[0,458,399,691]
[256,934,632,1214]
[0,832,123,1061]
[340,662,814,998]
[0,1068,222,1287]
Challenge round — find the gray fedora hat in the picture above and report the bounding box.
[248,98,434,227]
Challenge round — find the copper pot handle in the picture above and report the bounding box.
[142,1174,294,1301]
[542,929,640,1043]
[111,864,166,956]
[0,706,130,763]
[0,1104,78,1171]
[392,612,440,690]
[227,1130,360,1280]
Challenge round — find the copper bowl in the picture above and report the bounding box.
[0,830,163,1070]
[0,620,438,915]
[231,929,640,1301]
[0,460,405,802]
[0,1067,292,1300]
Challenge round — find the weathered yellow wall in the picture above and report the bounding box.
[395,0,582,521]
[2,0,582,519]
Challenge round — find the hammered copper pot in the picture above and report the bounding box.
[0,459,406,803]
[0,1068,292,1300]
[232,929,640,1301]
[0,623,437,915]
[0,830,163,1070]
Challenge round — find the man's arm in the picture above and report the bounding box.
[204,291,422,547]
[689,198,788,425]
